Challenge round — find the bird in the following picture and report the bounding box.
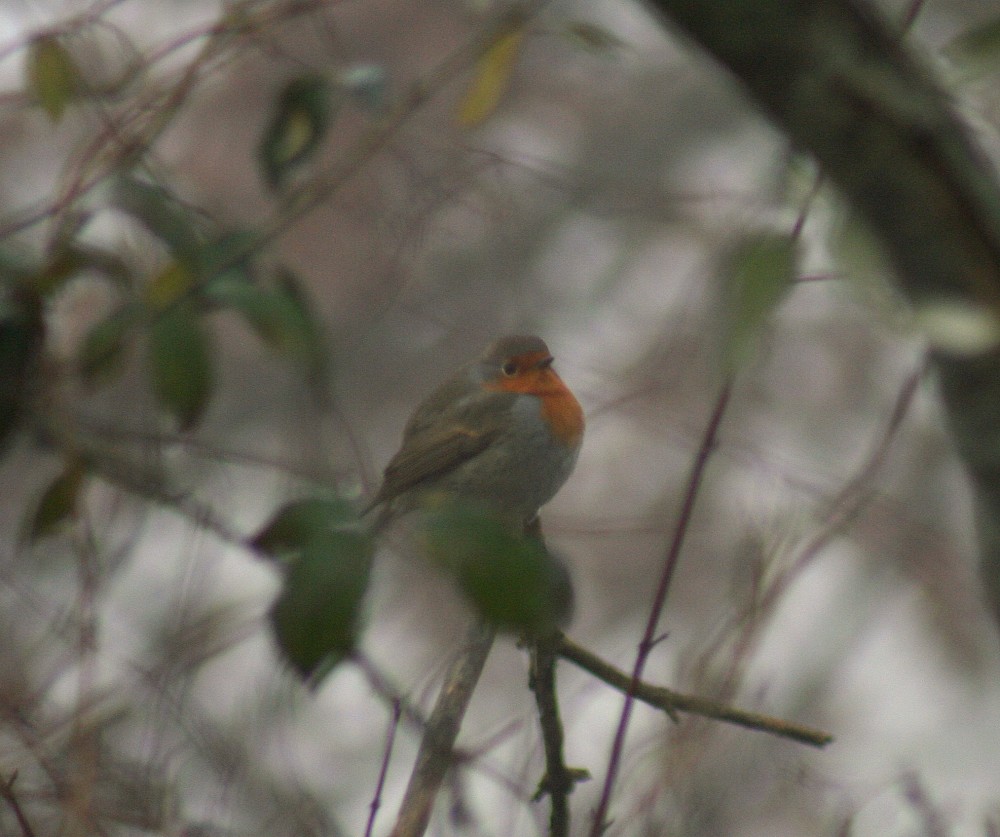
[364,335,584,532]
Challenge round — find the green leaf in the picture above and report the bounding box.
[943,15,1000,82]
[194,229,260,285]
[35,243,134,296]
[258,75,337,190]
[252,497,358,562]
[201,276,310,356]
[269,526,373,682]
[423,504,573,636]
[148,301,212,429]
[273,268,329,379]
[26,462,85,541]
[79,306,136,382]
[113,177,201,264]
[0,285,44,452]
[721,231,797,370]
[27,34,80,122]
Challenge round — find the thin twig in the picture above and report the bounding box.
[388,622,496,837]
[365,700,403,837]
[557,635,832,748]
[589,380,733,837]
[0,772,37,837]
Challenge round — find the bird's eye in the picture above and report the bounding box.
[501,360,518,376]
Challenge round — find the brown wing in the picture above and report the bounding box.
[372,422,496,506]
[369,379,517,507]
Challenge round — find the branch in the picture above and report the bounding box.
[643,0,1000,624]
[529,636,589,837]
[388,623,495,837]
[557,635,833,748]
[0,772,36,837]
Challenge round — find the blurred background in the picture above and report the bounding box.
[2,0,1000,834]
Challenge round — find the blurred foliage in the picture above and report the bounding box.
[255,498,373,682]
[24,459,85,542]
[457,25,526,126]
[258,74,338,190]
[720,230,798,370]
[422,502,574,636]
[0,282,43,450]
[1,0,999,835]
[26,34,81,122]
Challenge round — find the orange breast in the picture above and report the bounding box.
[489,367,584,447]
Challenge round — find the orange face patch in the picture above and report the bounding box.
[486,359,584,447]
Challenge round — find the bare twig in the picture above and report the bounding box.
[0,772,36,837]
[388,622,495,837]
[589,381,732,836]
[365,700,403,837]
[557,634,832,748]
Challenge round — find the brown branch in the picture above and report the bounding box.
[388,622,495,837]
[529,636,588,837]
[557,635,833,748]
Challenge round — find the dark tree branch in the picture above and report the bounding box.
[529,636,588,837]
[643,0,1000,623]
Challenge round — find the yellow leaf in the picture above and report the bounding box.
[144,261,193,310]
[457,28,525,127]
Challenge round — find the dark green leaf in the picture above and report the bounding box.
[26,462,85,541]
[113,177,201,263]
[252,497,358,562]
[721,231,797,370]
[35,243,134,296]
[201,276,311,357]
[258,75,337,189]
[27,34,80,122]
[269,527,373,682]
[79,306,136,382]
[423,504,573,636]
[273,268,329,379]
[148,301,212,429]
[194,229,260,285]
[0,285,44,452]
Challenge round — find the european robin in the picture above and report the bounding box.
[365,335,584,531]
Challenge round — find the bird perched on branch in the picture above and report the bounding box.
[365,335,584,532]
